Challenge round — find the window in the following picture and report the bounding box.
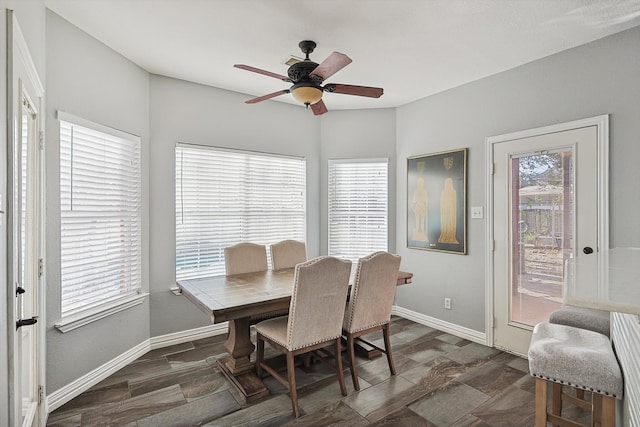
[175,144,306,280]
[328,159,388,260]
[59,113,142,320]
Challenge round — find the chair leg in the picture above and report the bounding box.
[256,334,264,377]
[346,334,360,391]
[535,378,549,427]
[286,352,300,418]
[382,323,396,376]
[334,338,347,396]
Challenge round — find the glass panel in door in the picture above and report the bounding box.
[18,94,38,426]
[510,150,573,327]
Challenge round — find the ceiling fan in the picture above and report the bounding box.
[234,40,384,116]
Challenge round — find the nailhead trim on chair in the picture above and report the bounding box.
[290,335,342,351]
[530,373,620,399]
[346,320,388,334]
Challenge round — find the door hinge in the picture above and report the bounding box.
[493,317,498,328]
[39,130,44,150]
[492,240,496,251]
[491,163,495,175]
[38,385,45,404]
[38,258,44,277]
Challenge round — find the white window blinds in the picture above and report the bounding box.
[59,114,142,318]
[175,144,306,280]
[328,159,388,261]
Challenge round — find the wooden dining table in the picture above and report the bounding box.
[177,267,413,402]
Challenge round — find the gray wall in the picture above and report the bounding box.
[319,109,397,256]
[0,0,46,422]
[45,10,151,392]
[394,26,640,332]
[148,75,321,336]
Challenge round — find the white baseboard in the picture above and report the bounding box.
[149,322,228,350]
[392,305,488,345]
[47,323,228,413]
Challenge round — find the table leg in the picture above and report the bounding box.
[216,317,269,402]
[222,317,254,374]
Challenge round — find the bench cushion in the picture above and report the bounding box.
[549,306,610,337]
[528,322,623,398]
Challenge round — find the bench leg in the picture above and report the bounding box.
[535,378,549,427]
[552,382,563,424]
[593,394,616,427]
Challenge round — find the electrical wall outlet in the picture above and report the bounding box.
[444,298,452,310]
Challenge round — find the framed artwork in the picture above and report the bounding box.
[407,148,467,254]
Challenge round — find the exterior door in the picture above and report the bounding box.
[8,12,45,427]
[488,117,607,356]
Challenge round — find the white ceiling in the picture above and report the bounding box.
[45,0,640,112]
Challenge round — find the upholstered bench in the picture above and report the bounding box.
[528,322,623,427]
[549,306,610,337]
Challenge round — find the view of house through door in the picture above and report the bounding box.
[8,12,45,427]
[489,117,606,356]
[509,148,573,326]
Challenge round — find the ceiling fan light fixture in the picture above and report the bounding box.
[291,82,323,106]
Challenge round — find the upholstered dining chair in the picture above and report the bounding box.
[224,242,290,323]
[270,239,307,270]
[224,242,268,276]
[342,251,401,391]
[255,256,352,417]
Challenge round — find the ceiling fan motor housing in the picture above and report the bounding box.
[287,60,322,84]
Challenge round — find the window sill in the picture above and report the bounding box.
[54,293,149,333]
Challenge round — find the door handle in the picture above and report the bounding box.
[583,247,594,255]
[16,316,38,329]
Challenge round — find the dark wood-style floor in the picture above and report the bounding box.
[47,317,589,426]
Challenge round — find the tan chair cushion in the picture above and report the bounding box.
[254,316,289,347]
[224,242,268,276]
[270,240,307,270]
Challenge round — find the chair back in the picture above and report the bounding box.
[286,256,351,350]
[271,240,307,270]
[224,242,268,276]
[344,251,401,333]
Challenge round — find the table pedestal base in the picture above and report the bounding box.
[217,357,269,402]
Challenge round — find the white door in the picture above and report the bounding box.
[8,12,45,427]
[488,117,607,356]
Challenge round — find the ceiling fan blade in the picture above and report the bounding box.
[310,99,328,116]
[309,52,352,81]
[324,84,383,98]
[234,64,292,82]
[245,90,290,104]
